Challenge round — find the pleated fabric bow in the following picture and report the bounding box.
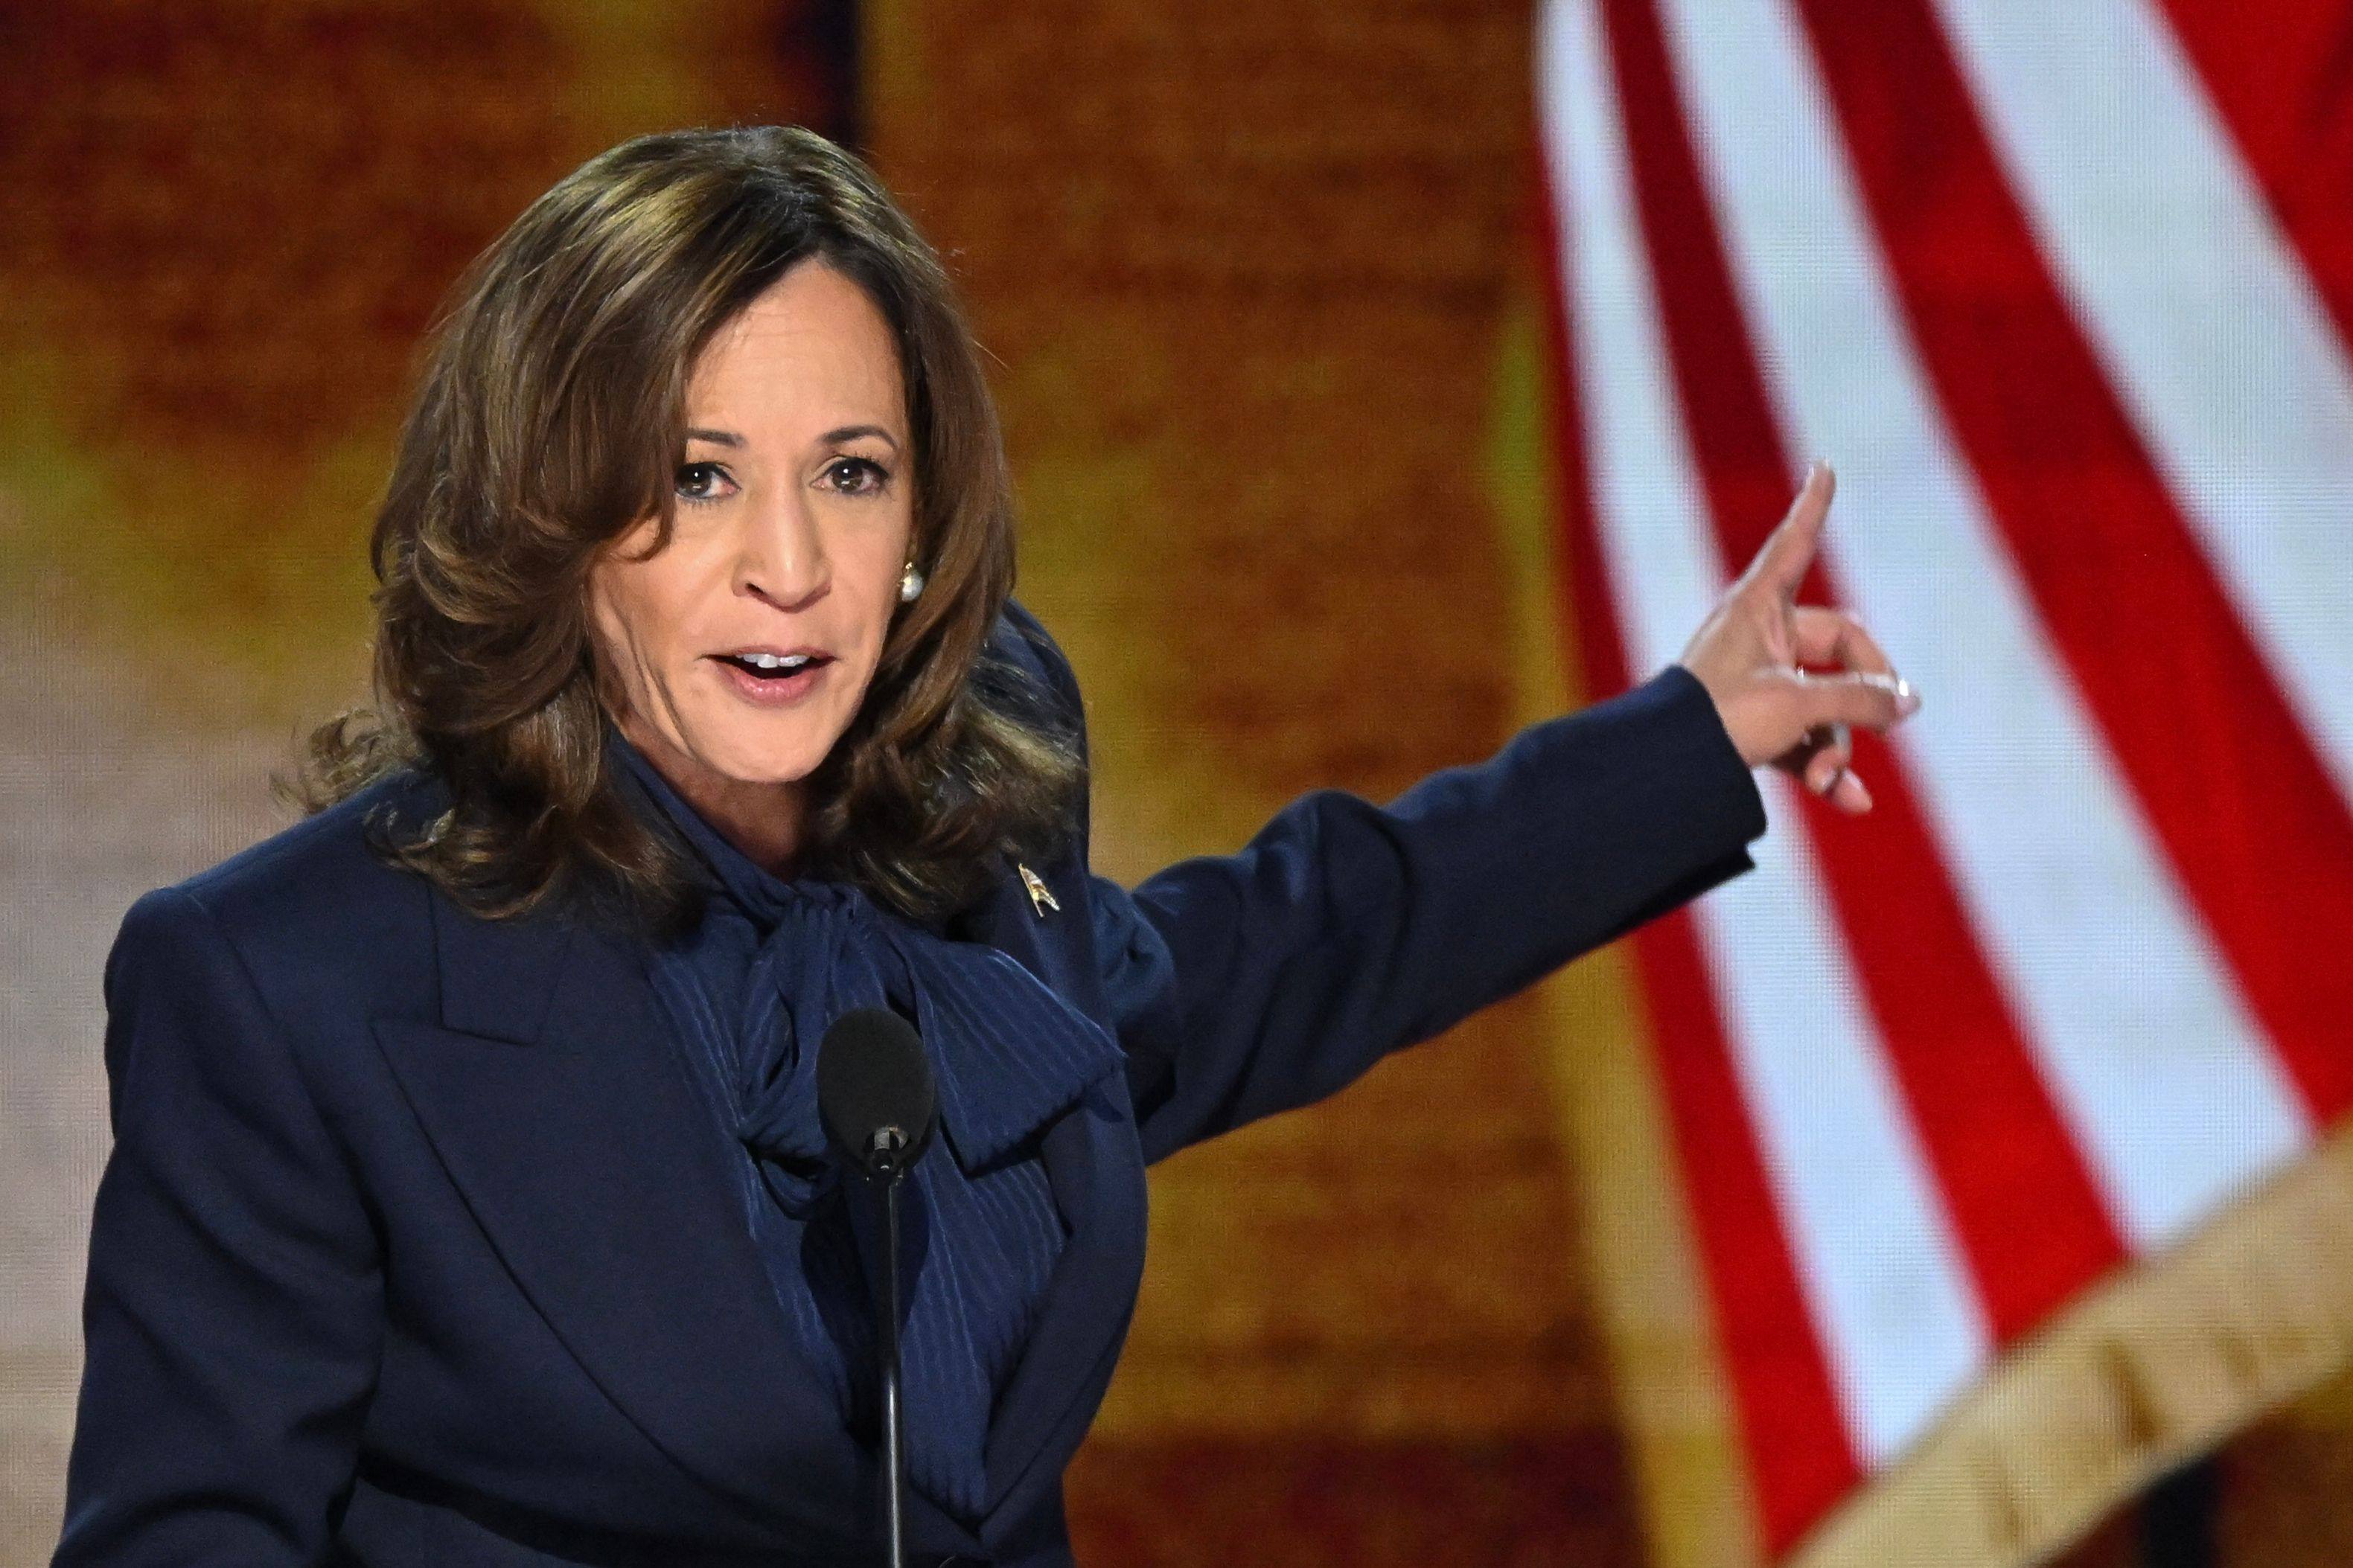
[610,734,1123,1522]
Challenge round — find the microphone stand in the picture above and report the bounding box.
[867,1127,913,1568]
[817,1010,935,1568]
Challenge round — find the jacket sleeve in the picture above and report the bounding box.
[54,886,383,1567]
[1088,662,1770,1165]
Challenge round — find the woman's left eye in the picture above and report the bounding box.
[822,457,890,496]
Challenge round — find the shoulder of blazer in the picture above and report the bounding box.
[149,767,446,1032]
[988,597,1093,867]
[994,596,1086,743]
[933,604,1104,984]
[183,766,434,898]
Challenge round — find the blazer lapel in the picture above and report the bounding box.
[951,860,1152,1546]
[979,1072,1148,1543]
[371,891,876,1543]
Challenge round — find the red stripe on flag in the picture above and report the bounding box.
[1528,129,1859,1555]
[2151,0,2353,356]
[1795,0,2353,1123]
[1643,915,1862,1555]
[1603,0,2128,1339]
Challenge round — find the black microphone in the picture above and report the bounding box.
[818,1006,936,1179]
[817,1008,936,1568]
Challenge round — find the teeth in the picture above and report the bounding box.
[738,652,811,671]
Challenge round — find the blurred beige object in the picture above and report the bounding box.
[1794,1121,2353,1568]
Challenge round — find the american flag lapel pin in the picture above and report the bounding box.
[1018,863,1061,918]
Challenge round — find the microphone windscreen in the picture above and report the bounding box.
[817,1007,937,1173]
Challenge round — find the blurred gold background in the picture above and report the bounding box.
[3,2,2350,1564]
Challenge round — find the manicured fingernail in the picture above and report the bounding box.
[1894,676,1920,715]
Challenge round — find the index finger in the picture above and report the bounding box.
[1740,460,1834,601]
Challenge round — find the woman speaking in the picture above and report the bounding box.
[54,124,1915,1567]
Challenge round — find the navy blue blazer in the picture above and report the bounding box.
[54,604,1767,1567]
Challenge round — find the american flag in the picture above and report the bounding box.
[1528,0,2353,1561]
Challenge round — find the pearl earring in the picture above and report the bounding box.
[898,562,925,603]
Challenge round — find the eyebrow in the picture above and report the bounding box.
[684,424,901,452]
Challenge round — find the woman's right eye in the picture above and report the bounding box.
[674,461,736,505]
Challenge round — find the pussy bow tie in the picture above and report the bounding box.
[721,878,1121,1215]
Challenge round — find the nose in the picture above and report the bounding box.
[734,484,830,611]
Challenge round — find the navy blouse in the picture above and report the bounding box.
[605,729,1124,1523]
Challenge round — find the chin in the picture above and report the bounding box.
[703,739,830,789]
[688,717,841,788]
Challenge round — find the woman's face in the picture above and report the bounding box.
[587,259,915,832]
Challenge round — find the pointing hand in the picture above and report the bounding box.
[1676,461,1919,815]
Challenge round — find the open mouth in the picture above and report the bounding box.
[715,651,832,682]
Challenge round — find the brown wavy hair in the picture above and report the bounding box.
[287,124,1080,932]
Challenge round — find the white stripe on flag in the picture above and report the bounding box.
[1650,0,2311,1250]
[1931,0,2353,808]
[1538,0,1990,1467]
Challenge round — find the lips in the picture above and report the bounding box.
[711,646,834,680]
[706,644,836,708]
